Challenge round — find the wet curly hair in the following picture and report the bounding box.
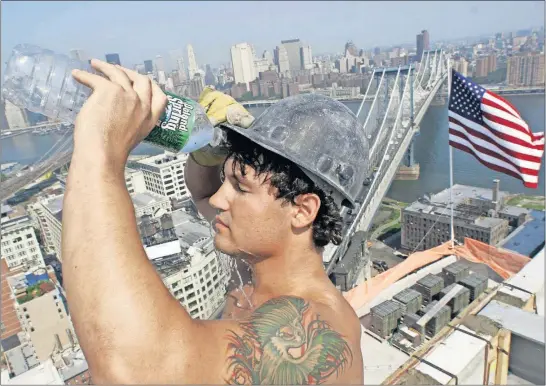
[222,130,343,247]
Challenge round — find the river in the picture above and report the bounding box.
[1,94,544,203]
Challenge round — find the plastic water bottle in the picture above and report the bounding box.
[2,44,220,153]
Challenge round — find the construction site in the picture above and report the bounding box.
[344,239,544,385]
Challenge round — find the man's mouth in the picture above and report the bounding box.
[215,216,229,229]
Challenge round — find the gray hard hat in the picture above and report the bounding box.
[220,93,370,207]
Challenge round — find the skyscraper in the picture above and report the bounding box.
[187,44,199,79]
[230,43,257,88]
[154,55,165,73]
[416,30,430,61]
[300,45,313,70]
[281,39,303,71]
[105,53,121,66]
[144,60,153,74]
[177,58,187,81]
[204,64,216,86]
[276,45,290,74]
[69,49,86,62]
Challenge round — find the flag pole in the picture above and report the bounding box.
[447,58,455,249]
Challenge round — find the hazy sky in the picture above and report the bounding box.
[2,1,544,69]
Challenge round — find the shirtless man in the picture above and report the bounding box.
[62,59,368,384]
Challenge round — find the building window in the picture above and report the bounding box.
[26,234,33,239]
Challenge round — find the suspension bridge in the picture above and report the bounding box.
[0,50,449,286]
[324,49,449,284]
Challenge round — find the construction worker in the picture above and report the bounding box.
[63,59,369,384]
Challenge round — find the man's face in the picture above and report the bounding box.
[209,158,293,259]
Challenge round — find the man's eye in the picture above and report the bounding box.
[236,184,247,193]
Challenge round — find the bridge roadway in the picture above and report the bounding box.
[1,122,66,139]
[324,70,448,276]
[0,152,72,200]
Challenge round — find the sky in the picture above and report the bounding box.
[2,1,544,70]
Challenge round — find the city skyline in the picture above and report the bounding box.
[1,1,544,69]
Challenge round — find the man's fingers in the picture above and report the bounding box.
[90,59,133,91]
[150,81,168,124]
[71,69,110,90]
[115,65,152,107]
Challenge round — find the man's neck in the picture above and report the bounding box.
[250,244,329,300]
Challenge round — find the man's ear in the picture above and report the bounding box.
[291,193,321,229]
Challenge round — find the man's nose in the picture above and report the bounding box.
[209,184,230,212]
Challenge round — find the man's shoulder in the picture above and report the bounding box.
[217,295,362,384]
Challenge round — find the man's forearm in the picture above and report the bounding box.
[61,153,194,381]
[185,156,222,221]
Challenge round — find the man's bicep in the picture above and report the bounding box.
[221,296,355,385]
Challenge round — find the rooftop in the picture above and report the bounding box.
[8,268,56,305]
[500,210,545,257]
[171,209,211,249]
[3,359,64,385]
[137,152,188,168]
[131,191,169,209]
[43,194,64,215]
[430,184,509,205]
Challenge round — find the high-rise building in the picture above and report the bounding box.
[176,58,187,81]
[506,52,545,86]
[4,100,28,130]
[105,53,121,66]
[135,152,190,201]
[154,55,165,73]
[142,210,228,320]
[69,49,86,62]
[475,57,489,78]
[190,75,204,98]
[276,45,290,74]
[144,60,154,74]
[125,168,147,195]
[230,43,257,88]
[6,268,76,362]
[204,64,216,86]
[416,30,430,61]
[281,39,303,71]
[454,57,469,77]
[262,50,274,64]
[1,215,45,271]
[28,195,64,260]
[134,63,146,75]
[187,44,199,79]
[300,45,313,70]
[254,58,270,75]
[487,53,497,74]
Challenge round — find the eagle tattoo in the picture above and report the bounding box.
[225,296,353,385]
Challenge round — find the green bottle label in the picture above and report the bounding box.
[144,92,197,152]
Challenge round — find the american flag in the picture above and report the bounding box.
[448,69,544,188]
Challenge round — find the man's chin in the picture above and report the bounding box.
[213,235,237,255]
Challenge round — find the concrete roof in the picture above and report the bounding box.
[479,300,544,344]
[414,325,491,385]
[4,359,64,385]
[171,209,210,248]
[137,152,188,167]
[1,334,21,352]
[43,195,64,215]
[131,192,167,208]
[500,210,545,257]
[498,206,530,216]
[360,327,409,384]
[432,184,509,205]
